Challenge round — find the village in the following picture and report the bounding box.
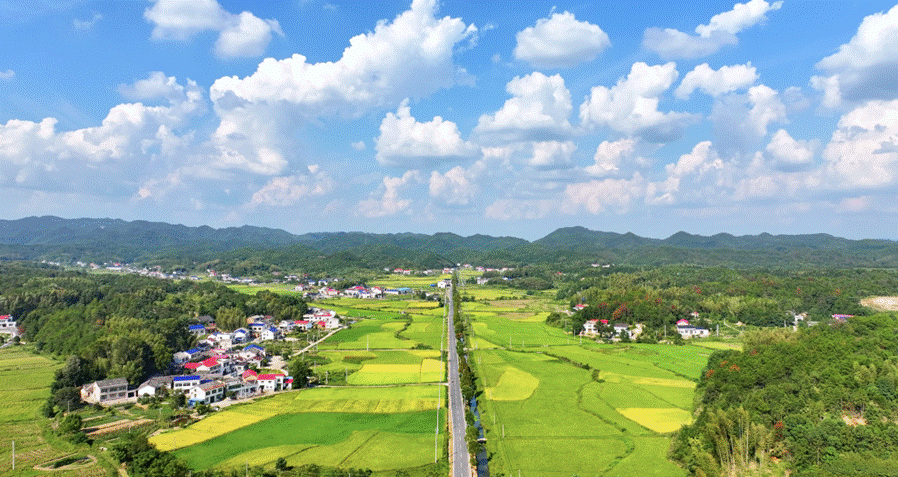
[79,307,343,409]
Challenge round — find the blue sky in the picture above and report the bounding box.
[2,0,898,241]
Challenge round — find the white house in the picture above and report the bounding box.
[583,319,599,335]
[260,326,281,341]
[189,381,227,405]
[278,320,296,332]
[676,320,710,339]
[188,324,206,336]
[0,315,17,335]
[137,376,171,397]
[437,279,451,289]
[257,374,285,392]
[171,375,202,392]
[613,323,631,339]
[233,328,249,342]
[81,378,131,404]
[172,351,191,364]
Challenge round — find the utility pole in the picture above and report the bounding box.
[12,441,14,470]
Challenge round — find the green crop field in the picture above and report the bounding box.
[0,347,86,476]
[173,410,445,472]
[467,291,711,477]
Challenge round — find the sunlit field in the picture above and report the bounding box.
[465,287,707,476]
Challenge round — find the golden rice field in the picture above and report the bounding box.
[617,408,693,433]
[347,359,444,385]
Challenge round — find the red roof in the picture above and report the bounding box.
[677,319,690,325]
[258,373,284,380]
[587,319,599,323]
[242,370,258,380]
[184,362,201,370]
[0,315,10,320]
[317,321,326,326]
[599,319,609,324]
[295,320,309,325]
[200,358,220,367]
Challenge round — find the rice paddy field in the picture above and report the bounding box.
[463,286,717,477]
[158,292,450,474]
[158,386,446,474]
[0,347,106,477]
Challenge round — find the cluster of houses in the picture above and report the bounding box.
[299,285,416,300]
[81,342,293,407]
[78,309,343,408]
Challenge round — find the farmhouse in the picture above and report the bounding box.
[81,378,131,404]
[188,381,226,405]
[583,319,600,335]
[257,373,285,392]
[138,376,172,397]
[0,315,17,335]
[172,375,202,391]
[676,320,710,338]
[260,326,281,341]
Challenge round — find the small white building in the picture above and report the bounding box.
[81,378,130,404]
[189,381,227,405]
[260,326,281,341]
[257,374,285,392]
[137,376,172,397]
[171,375,202,392]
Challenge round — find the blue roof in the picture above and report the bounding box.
[189,324,205,330]
[244,344,263,351]
[268,327,278,332]
[235,328,248,333]
[397,287,412,291]
[173,375,201,382]
[186,348,202,354]
[249,322,265,327]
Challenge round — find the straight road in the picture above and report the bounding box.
[446,284,472,477]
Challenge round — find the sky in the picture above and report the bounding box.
[2,0,898,241]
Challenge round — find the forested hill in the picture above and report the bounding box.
[672,314,898,476]
[3,216,898,271]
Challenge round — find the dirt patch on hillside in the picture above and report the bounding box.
[84,418,153,436]
[861,296,898,311]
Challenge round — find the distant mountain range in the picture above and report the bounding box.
[2,216,898,271]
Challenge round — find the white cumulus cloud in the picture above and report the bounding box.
[0,69,13,81]
[473,72,573,144]
[675,63,758,98]
[513,11,610,68]
[248,166,335,207]
[429,166,476,205]
[711,84,786,152]
[579,62,697,142]
[766,129,816,167]
[823,99,898,189]
[812,4,898,108]
[357,170,421,217]
[144,0,283,59]
[643,0,782,59]
[376,100,470,167]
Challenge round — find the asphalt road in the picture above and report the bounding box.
[446,284,472,477]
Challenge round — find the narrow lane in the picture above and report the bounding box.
[446,284,472,477]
